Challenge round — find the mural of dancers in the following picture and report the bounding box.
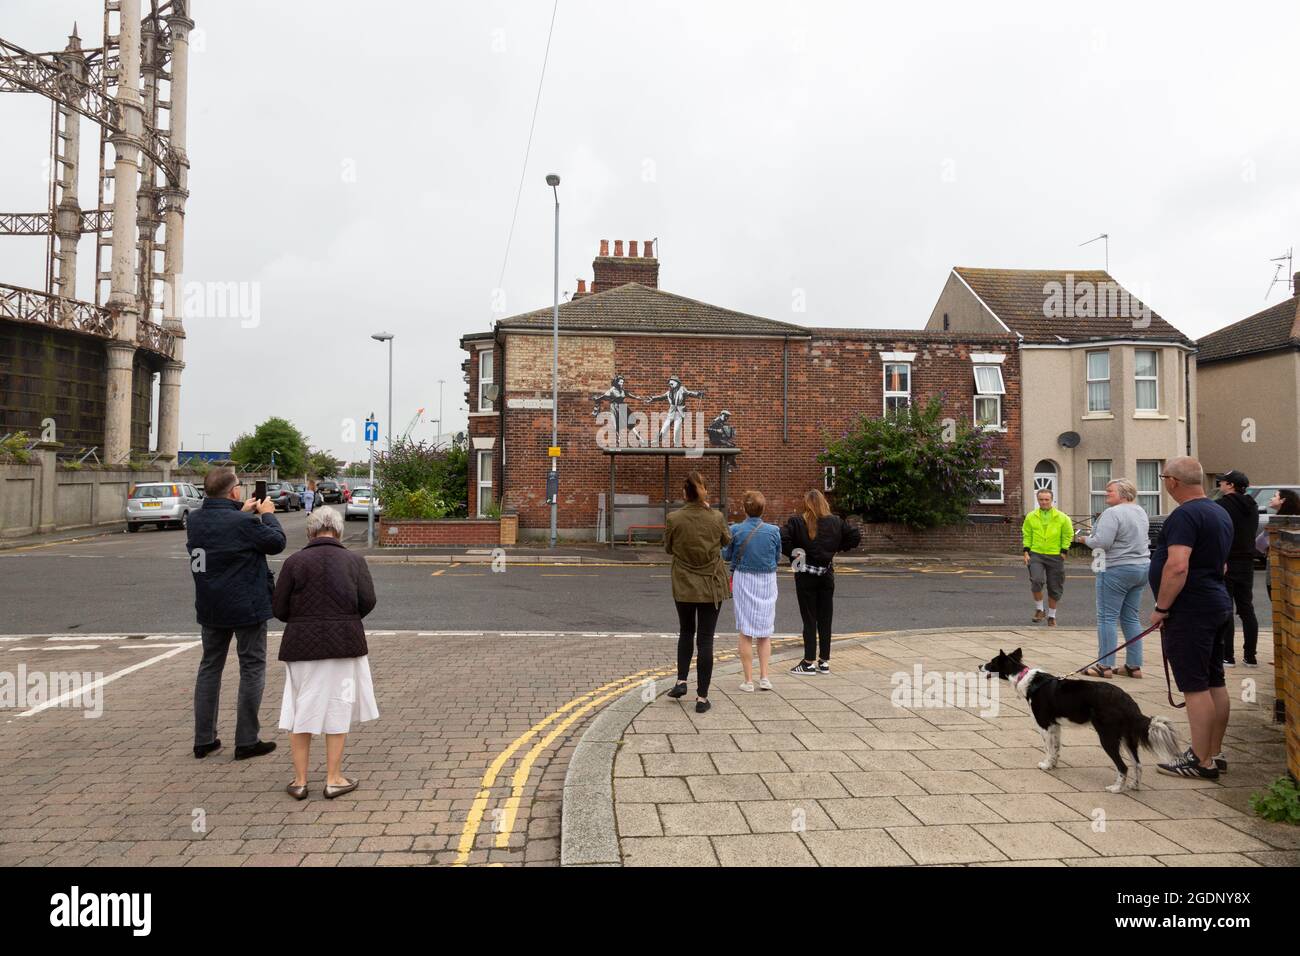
[706,410,736,448]
[591,374,645,446]
[645,376,704,446]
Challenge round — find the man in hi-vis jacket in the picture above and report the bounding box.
[1022,488,1074,627]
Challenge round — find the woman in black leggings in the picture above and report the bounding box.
[663,471,731,713]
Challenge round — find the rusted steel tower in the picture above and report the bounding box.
[0,1,193,465]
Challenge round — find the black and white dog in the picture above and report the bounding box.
[979,648,1181,792]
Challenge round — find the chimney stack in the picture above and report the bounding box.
[1294,271,1300,297]
[591,236,660,292]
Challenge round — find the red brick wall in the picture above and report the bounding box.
[846,517,1022,553]
[462,329,1022,537]
[378,518,501,547]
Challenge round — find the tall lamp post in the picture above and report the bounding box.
[371,332,394,453]
[546,173,560,549]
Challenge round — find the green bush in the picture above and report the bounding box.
[1251,776,1300,825]
[375,439,468,520]
[0,431,32,464]
[818,397,1000,529]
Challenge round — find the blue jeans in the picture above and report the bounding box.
[1095,561,1149,668]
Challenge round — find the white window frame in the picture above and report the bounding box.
[476,450,493,517]
[478,350,495,412]
[883,362,911,416]
[1088,459,1112,517]
[977,468,1004,504]
[973,365,1005,430]
[1136,459,1162,517]
[1134,349,1158,412]
[823,466,836,492]
[1086,350,1111,413]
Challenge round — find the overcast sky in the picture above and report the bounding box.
[3,1,1298,462]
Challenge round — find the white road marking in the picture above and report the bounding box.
[11,645,101,651]
[48,635,128,641]
[17,641,200,717]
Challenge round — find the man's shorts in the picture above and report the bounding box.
[1164,608,1230,693]
[1028,553,1065,600]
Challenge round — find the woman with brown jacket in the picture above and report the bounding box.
[663,471,731,713]
[272,507,378,799]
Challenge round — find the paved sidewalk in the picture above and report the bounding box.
[593,627,1298,867]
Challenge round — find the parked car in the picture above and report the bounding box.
[344,487,382,520]
[317,479,343,503]
[265,482,302,512]
[126,481,203,531]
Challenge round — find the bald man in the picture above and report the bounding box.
[1147,456,1234,779]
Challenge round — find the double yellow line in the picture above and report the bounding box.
[451,634,877,865]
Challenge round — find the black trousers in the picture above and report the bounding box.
[795,572,835,662]
[1217,559,1258,662]
[675,601,721,697]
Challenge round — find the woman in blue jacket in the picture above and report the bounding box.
[722,490,783,691]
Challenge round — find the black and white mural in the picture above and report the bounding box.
[592,372,738,454]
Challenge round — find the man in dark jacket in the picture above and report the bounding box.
[1214,469,1259,666]
[187,466,286,759]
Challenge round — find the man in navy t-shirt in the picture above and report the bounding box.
[1148,456,1233,780]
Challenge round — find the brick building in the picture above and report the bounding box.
[460,240,1023,541]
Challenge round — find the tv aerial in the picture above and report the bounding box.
[1265,248,1293,300]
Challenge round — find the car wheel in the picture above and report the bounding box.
[127,523,140,533]
[180,511,189,529]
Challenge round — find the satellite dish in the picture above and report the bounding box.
[1057,431,1081,449]
[485,383,500,402]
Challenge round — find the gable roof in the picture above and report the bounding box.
[1196,293,1300,364]
[495,282,810,338]
[952,267,1192,345]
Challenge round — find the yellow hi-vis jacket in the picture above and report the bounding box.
[1022,507,1073,555]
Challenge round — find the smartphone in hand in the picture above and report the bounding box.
[254,479,268,502]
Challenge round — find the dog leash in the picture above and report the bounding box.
[1059,621,1185,709]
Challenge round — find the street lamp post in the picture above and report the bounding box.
[371,332,394,454]
[546,173,560,549]
[436,378,445,448]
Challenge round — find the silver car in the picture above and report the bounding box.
[126,481,203,531]
[344,487,382,521]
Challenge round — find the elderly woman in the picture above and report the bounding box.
[272,506,378,799]
[1075,477,1150,678]
[664,471,731,713]
[722,490,782,692]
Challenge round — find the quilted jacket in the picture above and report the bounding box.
[272,536,376,661]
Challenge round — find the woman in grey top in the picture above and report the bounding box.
[1075,478,1150,678]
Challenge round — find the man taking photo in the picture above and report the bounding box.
[187,467,286,760]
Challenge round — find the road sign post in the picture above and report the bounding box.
[365,416,378,548]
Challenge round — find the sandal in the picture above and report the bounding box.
[1121,664,1143,678]
[1082,665,1113,678]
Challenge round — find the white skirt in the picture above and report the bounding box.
[279,655,379,735]
[732,570,777,638]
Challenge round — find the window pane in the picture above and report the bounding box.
[975,396,999,427]
[1087,351,1109,380]
[1135,350,1157,377]
[1137,494,1161,518]
[974,366,1005,395]
[480,351,493,380]
[885,395,910,415]
[1135,380,1157,411]
[1087,381,1110,412]
[884,363,909,393]
[1136,460,1160,493]
[1089,460,1112,491]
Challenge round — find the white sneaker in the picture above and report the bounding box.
[758,677,773,691]
[738,681,755,693]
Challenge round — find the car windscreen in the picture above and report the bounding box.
[130,484,176,498]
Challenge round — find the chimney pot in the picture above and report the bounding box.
[599,239,609,257]
[614,240,624,257]
[628,240,638,257]
[577,278,586,294]
[645,239,655,258]
[1294,271,1300,297]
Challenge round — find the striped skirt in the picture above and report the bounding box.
[732,570,777,638]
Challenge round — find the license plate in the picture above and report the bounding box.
[142,501,162,508]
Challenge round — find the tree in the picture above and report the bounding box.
[819,397,1000,528]
[229,417,309,475]
[373,439,469,520]
[306,448,340,478]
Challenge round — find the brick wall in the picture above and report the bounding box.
[378,518,501,547]
[1269,518,1299,781]
[846,516,1022,553]
[463,328,1023,538]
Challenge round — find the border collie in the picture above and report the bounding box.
[979,648,1181,792]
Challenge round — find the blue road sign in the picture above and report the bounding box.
[365,420,379,443]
